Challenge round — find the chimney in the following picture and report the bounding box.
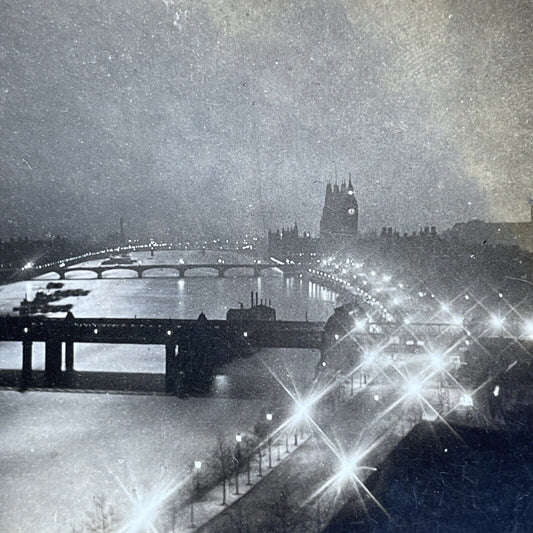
[251,291,254,308]
[255,292,259,306]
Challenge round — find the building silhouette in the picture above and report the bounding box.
[267,222,318,261]
[447,202,533,252]
[319,178,358,252]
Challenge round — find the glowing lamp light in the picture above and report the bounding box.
[243,331,248,338]
[489,314,505,330]
[451,315,463,326]
[405,378,423,398]
[337,455,359,484]
[334,334,340,341]
[459,394,474,407]
[429,352,445,370]
[521,319,533,339]
[354,319,366,332]
[235,434,242,443]
[194,460,202,470]
[321,361,327,367]
[93,328,98,334]
[292,398,313,424]
[166,330,172,336]
[373,394,380,401]
[440,303,450,313]
[266,413,273,421]
[363,350,377,365]
[493,385,500,397]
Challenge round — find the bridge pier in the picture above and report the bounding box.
[58,270,66,280]
[21,340,33,388]
[253,267,260,277]
[45,342,62,385]
[65,341,74,372]
[217,269,225,278]
[178,269,186,278]
[165,343,177,394]
[97,271,103,279]
[137,270,143,279]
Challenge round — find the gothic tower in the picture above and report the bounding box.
[319,176,358,252]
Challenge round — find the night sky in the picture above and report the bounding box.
[1,0,531,239]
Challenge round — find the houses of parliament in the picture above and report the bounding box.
[268,177,533,260]
[268,178,359,258]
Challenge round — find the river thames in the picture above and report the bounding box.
[0,250,337,532]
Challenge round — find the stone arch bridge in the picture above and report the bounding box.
[53,262,291,279]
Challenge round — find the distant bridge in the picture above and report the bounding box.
[53,262,292,279]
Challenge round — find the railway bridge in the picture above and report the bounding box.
[0,315,323,394]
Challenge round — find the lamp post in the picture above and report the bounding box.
[246,439,251,486]
[190,460,202,528]
[234,434,242,495]
[266,413,273,468]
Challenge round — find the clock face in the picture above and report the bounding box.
[348,208,356,216]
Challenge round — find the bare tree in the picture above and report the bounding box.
[214,433,233,505]
[84,494,118,533]
[165,498,179,533]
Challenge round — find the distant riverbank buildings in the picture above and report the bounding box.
[446,203,533,253]
[268,178,359,260]
[268,178,533,264]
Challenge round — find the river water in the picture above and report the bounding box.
[0,250,337,532]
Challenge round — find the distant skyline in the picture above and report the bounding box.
[1,0,531,239]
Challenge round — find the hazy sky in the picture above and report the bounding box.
[1,0,531,239]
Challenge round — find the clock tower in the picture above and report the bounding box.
[319,176,358,252]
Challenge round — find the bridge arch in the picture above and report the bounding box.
[100,267,139,279]
[140,267,182,278]
[60,268,99,280]
[222,265,256,277]
[183,265,220,277]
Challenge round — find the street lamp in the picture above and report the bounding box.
[234,434,242,495]
[244,438,252,486]
[257,448,263,477]
[190,460,202,528]
[266,413,273,468]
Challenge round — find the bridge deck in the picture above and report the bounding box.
[0,316,324,349]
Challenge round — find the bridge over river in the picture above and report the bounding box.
[53,261,292,279]
[0,315,324,394]
[0,313,465,395]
